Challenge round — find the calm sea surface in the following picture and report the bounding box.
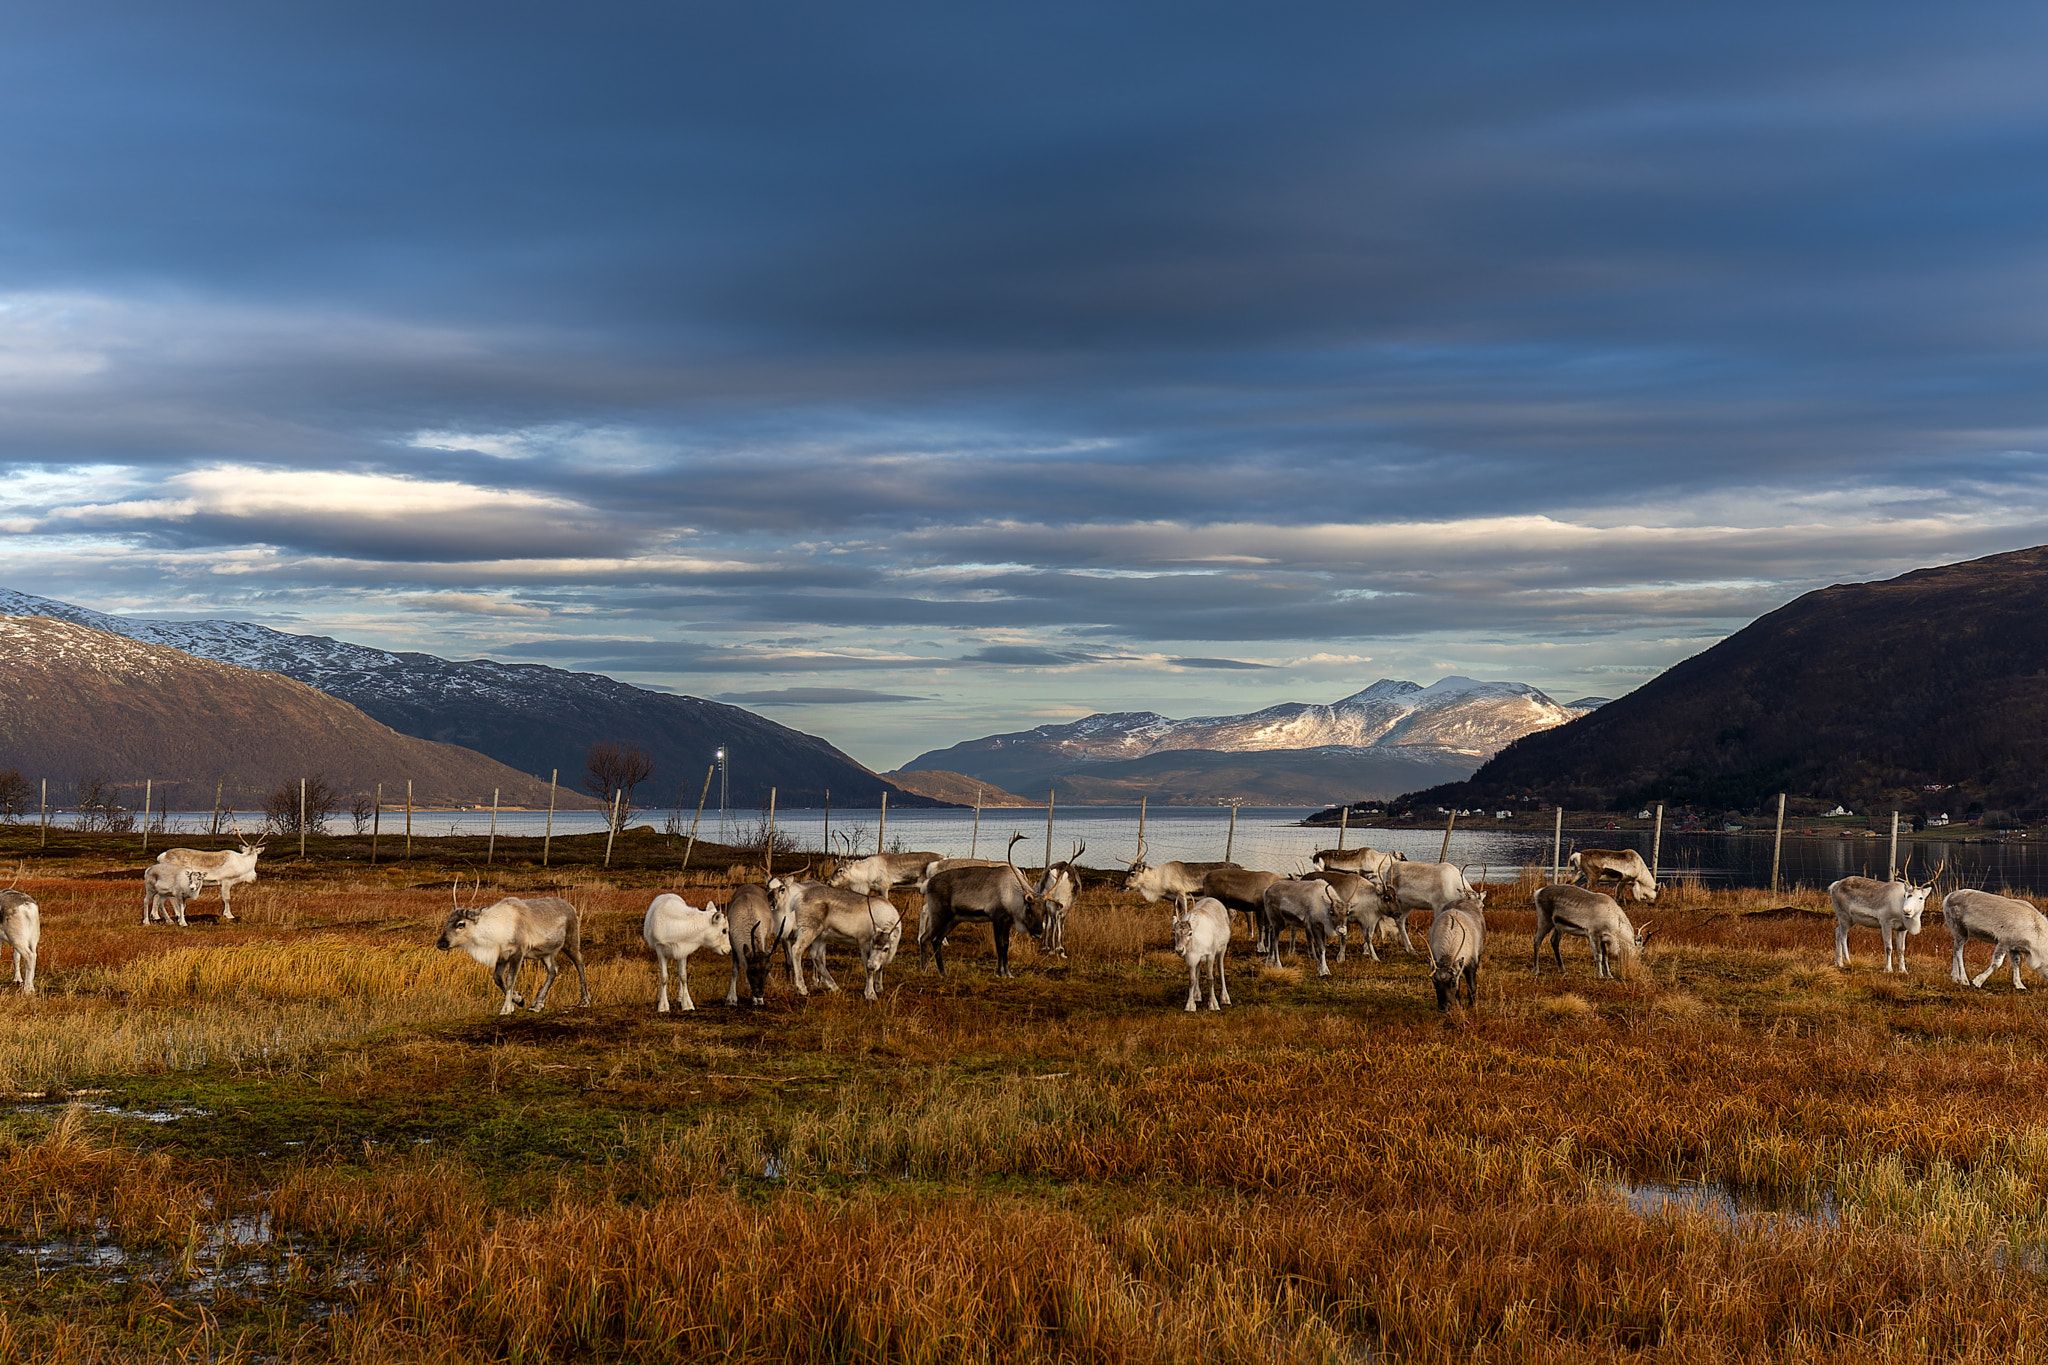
[79,805,2047,891]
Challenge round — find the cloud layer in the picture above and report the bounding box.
[3,1,2048,765]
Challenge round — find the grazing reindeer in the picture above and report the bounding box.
[1170,893,1232,1011]
[1033,840,1085,957]
[1532,884,1652,979]
[142,864,207,926]
[917,834,1046,978]
[435,884,592,1015]
[1428,896,1485,1012]
[642,892,731,1012]
[1120,842,1231,904]
[1306,870,1389,962]
[1312,846,1404,879]
[767,876,902,1000]
[1942,888,2048,989]
[1261,878,1342,975]
[829,851,946,897]
[1567,849,1659,903]
[1830,868,1933,972]
[155,835,267,920]
[0,883,37,994]
[1371,860,1484,954]
[724,883,780,1007]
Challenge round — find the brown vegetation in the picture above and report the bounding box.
[0,854,2045,1360]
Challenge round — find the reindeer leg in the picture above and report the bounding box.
[657,951,672,1012]
[1972,945,2007,990]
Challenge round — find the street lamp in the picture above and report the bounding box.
[715,747,728,841]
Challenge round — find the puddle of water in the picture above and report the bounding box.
[10,1101,211,1124]
[1615,1180,1841,1229]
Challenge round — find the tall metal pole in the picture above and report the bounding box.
[1889,810,1900,882]
[1226,801,1239,863]
[1337,805,1348,851]
[1771,792,1787,895]
[1551,806,1563,883]
[1651,804,1664,881]
[142,778,152,853]
[681,764,713,874]
[604,790,622,867]
[488,787,499,866]
[371,782,381,865]
[543,769,557,867]
[1439,809,1457,863]
[1045,788,1056,873]
[405,780,413,860]
[299,777,307,858]
[765,787,776,880]
[878,790,888,855]
[970,788,981,857]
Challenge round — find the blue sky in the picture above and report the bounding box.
[3,1,2048,768]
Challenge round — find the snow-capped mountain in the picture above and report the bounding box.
[900,678,1593,803]
[0,589,931,807]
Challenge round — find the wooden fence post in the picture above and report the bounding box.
[1771,792,1787,895]
[371,782,381,865]
[1439,809,1457,863]
[405,780,413,860]
[1651,804,1664,881]
[604,790,622,868]
[681,764,714,875]
[543,769,557,867]
[142,778,152,853]
[488,788,499,865]
[1551,806,1563,883]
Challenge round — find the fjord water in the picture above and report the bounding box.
[119,805,2044,890]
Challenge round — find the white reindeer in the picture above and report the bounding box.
[0,889,37,993]
[435,888,591,1015]
[1170,893,1232,1011]
[1533,884,1653,980]
[142,864,207,926]
[1831,871,1932,972]
[1942,888,2048,990]
[643,892,732,1012]
[1428,897,1485,1012]
[155,837,267,920]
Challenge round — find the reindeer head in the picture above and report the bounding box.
[1169,893,1195,956]
[1119,837,1151,890]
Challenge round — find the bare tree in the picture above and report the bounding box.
[0,770,28,823]
[74,775,133,833]
[350,792,377,835]
[263,774,339,835]
[583,741,656,831]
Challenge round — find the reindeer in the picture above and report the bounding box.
[642,892,731,1012]
[1170,893,1232,1011]
[1033,840,1085,957]
[142,864,208,926]
[1305,870,1389,962]
[1371,860,1484,954]
[767,875,902,1000]
[0,875,37,993]
[724,883,780,1007]
[1428,896,1485,1012]
[1941,887,2048,989]
[829,851,947,897]
[1567,849,1658,903]
[1312,846,1404,878]
[155,832,267,920]
[918,834,1048,977]
[1831,865,1934,972]
[1261,878,1342,975]
[435,883,592,1014]
[1532,883,1652,979]
[1120,841,1231,904]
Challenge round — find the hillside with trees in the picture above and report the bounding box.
[1403,545,2048,821]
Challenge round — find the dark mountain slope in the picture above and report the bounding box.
[1406,545,2048,816]
[0,590,938,808]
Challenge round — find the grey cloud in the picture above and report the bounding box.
[1170,657,1278,670]
[716,688,926,705]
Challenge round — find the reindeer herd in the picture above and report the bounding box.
[0,829,2034,1018]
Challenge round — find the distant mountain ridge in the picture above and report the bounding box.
[1404,544,2048,818]
[0,589,940,809]
[0,615,597,811]
[904,678,1592,803]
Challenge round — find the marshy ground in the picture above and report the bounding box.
[0,842,2045,1361]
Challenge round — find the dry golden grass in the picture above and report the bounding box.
[2,861,2048,1359]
